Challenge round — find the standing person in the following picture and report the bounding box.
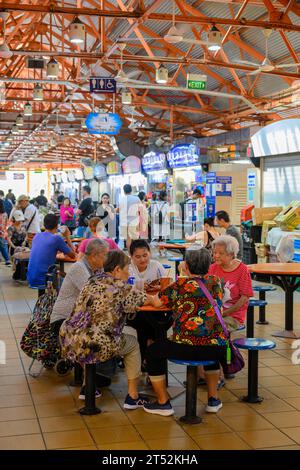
[138,191,149,240]
[96,193,115,237]
[15,195,40,248]
[119,184,140,250]
[0,190,13,217]
[35,189,48,207]
[57,192,65,209]
[0,199,11,266]
[151,190,170,241]
[60,197,76,232]
[76,186,94,237]
[27,214,75,296]
[215,210,243,260]
[209,235,253,332]
[6,189,16,205]
[7,210,27,279]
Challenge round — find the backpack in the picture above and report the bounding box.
[20,284,60,366]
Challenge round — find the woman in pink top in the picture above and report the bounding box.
[209,235,253,332]
[60,198,75,224]
[78,217,119,260]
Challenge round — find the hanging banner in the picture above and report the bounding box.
[0,171,6,180]
[83,166,94,180]
[216,176,232,196]
[167,144,200,168]
[122,156,141,174]
[142,152,166,172]
[106,161,121,175]
[85,112,122,135]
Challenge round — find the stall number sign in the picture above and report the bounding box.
[216,176,232,196]
[89,77,116,94]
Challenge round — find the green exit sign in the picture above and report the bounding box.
[187,80,206,90]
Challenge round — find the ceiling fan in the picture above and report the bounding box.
[233,29,300,74]
[115,1,222,51]
[115,43,144,82]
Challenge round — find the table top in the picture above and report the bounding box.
[158,242,196,250]
[56,253,78,263]
[70,237,84,243]
[248,263,300,276]
[138,305,172,313]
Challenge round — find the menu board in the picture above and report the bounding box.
[167,144,199,168]
[142,151,166,172]
[94,164,107,180]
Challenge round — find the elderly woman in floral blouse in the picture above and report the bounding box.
[60,250,152,409]
[143,247,227,417]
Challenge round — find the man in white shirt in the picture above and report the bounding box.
[119,184,141,250]
[17,195,40,247]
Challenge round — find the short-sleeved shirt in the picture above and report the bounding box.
[7,225,26,246]
[27,232,71,287]
[79,237,119,253]
[208,262,253,324]
[78,197,94,226]
[159,275,227,347]
[24,204,40,234]
[129,260,165,284]
[226,225,243,260]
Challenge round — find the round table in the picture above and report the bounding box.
[158,242,195,256]
[248,263,300,339]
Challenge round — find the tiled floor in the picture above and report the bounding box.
[1,264,300,450]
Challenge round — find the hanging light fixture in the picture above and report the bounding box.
[0,41,12,59]
[33,84,43,101]
[68,126,75,136]
[156,64,168,84]
[121,89,132,105]
[69,17,85,44]
[46,58,59,78]
[50,137,56,147]
[24,102,32,116]
[54,111,61,134]
[15,114,24,126]
[81,118,87,129]
[12,124,19,134]
[207,26,222,51]
[43,143,49,151]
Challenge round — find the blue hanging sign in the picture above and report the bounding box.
[167,144,199,168]
[206,197,216,218]
[142,151,166,172]
[85,112,122,135]
[216,176,232,196]
[89,77,116,94]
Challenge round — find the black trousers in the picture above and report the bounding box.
[51,319,65,336]
[145,340,226,376]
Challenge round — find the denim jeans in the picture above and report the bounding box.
[0,238,10,263]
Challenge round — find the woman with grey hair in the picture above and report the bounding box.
[209,235,253,332]
[142,247,227,417]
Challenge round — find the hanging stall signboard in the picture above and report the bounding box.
[83,166,94,180]
[0,171,6,180]
[142,152,166,172]
[167,144,200,168]
[85,112,122,135]
[13,173,25,180]
[106,161,122,175]
[122,155,141,174]
[94,164,107,180]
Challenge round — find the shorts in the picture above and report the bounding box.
[119,225,139,240]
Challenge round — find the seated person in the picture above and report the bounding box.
[185,217,219,252]
[77,217,118,260]
[27,214,75,296]
[128,239,165,285]
[60,250,154,409]
[127,239,166,362]
[209,235,253,332]
[143,247,227,417]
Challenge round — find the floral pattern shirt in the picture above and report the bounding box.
[60,272,146,364]
[7,225,27,246]
[159,275,227,347]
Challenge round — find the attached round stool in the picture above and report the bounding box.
[247,299,267,338]
[253,285,276,325]
[167,257,183,278]
[233,338,276,403]
[169,358,215,424]
[79,363,101,416]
